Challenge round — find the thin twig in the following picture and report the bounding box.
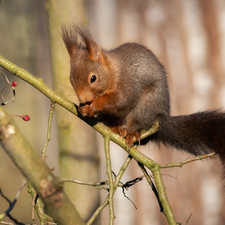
[138,163,164,212]
[104,136,115,225]
[0,71,16,106]
[113,154,131,188]
[27,182,55,224]
[86,155,133,225]
[121,187,137,209]
[0,222,14,225]
[62,178,115,187]
[29,102,54,222]
[31,192,37,220]
[41,102,55,158]
[63,173,174,190]
[0,180,26,224]
[160,152,217,169]
[185,213,192,225]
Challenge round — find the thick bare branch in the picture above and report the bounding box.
[0,106,85,225]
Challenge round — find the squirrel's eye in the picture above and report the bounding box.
[90,75,97,84]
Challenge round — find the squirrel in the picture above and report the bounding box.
[62,25,225,163]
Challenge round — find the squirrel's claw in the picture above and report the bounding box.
[123,131,141,148]
[125,134,134,148]
[119,127,128,137]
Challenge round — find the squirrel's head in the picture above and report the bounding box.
[62,25,112,105]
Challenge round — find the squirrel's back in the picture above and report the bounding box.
[105,43,171,123]
[107,43,168,88]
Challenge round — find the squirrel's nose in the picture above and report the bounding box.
[76,91,87,104]
[78,94,93,105]
[76,89,94,104]
[79,98,86,104]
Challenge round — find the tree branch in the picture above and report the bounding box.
[41,102,55,158]
[104,136,115,225]
[160,152,217,169]
[0,55,178,224]
[86,155,132,225]
[0,106,85,225]
[0,54,159,167]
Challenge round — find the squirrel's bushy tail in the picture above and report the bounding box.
[154,110,225,163]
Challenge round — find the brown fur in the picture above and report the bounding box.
[62,25,225,164]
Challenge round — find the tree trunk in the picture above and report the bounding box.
[46,0,100,223]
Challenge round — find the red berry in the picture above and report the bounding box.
[22,115,30,121]
[11,81,18,87]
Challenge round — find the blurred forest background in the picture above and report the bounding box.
[0,0,225,225]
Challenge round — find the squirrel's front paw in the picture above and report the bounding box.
[88,102,101,118]
[78,104,90,117]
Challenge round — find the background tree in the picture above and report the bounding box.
[46,0,100,223]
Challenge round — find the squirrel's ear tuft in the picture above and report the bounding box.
[74,25,106,65]
[61,25,78,58]
[89,45,106,66]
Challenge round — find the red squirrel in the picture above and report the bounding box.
[62,25,225,163]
